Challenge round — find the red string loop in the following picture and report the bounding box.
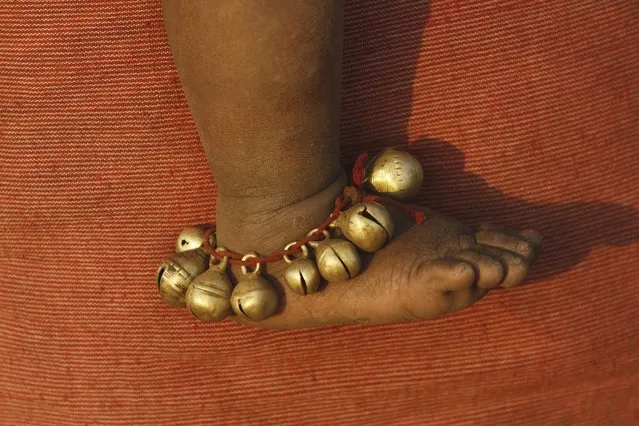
[351,153,369,188]
[201,155,426,267]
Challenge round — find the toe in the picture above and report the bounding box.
[448,249,505,289]
[520,229,543,260]
[480,247,529,288]
[404,258,477,320]
[474,228,537,262]
[424,258,477,292]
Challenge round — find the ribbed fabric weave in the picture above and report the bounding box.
[1,1,638,424]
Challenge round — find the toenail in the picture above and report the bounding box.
[510,255,525,266]
[517,241,532,255]
[457,234,475,250]
[454,263,473,276]
[486,264,504,280]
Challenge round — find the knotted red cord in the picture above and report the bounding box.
[202,153,426,267]
[352,152,425,225]
[351,153,369,188]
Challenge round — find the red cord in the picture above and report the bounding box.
[351,153,369,188]
[204,193,349,266]
[202,154,425,266]
[362,195,426,225]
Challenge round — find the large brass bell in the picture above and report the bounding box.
[156,248,210,307]
[338,201,394,252]
[310,230,361,282]
[230,254,278,321]
[282,243,321,295]
[176,225,216,253]
[366,149,423,200]
[185,248,233,322]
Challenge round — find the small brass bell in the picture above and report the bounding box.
[185,249,233,322]
[282,243,321,295]
[156,248,210,307]
[366,149,423,200]
[338,201,394,252]
[310,230,361,282]
[230,254,278,321]
[176,225,216,253]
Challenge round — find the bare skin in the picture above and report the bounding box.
[162,0,542,328]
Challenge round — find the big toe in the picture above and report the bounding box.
[402,259,477,320]
[421,258,477,292]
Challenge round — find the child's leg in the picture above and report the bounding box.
[162,0,541,328]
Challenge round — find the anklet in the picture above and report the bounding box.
[156,148,425,322]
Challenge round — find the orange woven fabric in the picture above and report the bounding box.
[1,1,638,425]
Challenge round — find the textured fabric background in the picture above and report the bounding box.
[1,1,638,425]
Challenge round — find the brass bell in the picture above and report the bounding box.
[366,149,423,200]
[282,243,321,295]
[156,248,210,307]
[176,225,216,252]
[338,201,394,252]
[310,230,361,282]
[230,254,278,321]
[185,249,233,322]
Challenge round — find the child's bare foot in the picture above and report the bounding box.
[162,1,543,328]
[215,172,542,328]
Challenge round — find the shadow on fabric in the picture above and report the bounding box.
[340,0,639,282]
[411,138,639,282]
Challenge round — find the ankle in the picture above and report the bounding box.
[215,169,347,255]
